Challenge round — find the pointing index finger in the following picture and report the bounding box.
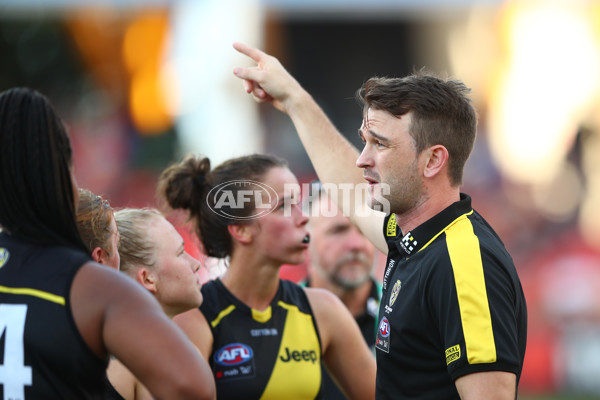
[233,42,266,64]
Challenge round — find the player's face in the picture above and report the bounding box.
[148,216,203,317]
[357,109,424,215]
[251,167,309,266]
[309,196,375,289]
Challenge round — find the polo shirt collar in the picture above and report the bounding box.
[392,193,472,257]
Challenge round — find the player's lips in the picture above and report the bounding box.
[363,173,380,185]
[301,234,310,245]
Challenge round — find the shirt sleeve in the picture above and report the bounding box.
[422,240,524,381]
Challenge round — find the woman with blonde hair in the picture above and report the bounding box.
[105,208,207,400]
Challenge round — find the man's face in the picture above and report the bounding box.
[308,196,376,289]
[357,109,424,215]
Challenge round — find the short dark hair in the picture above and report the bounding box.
[0,87,87,252]
[356,70,477,186]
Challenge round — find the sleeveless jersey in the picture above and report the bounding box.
[200,279,323,400]
[0,232,108,399]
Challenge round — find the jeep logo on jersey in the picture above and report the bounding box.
[214,343,254,366]
[378,317,390,338]
[207,180,278,220]
[279,347,318,363]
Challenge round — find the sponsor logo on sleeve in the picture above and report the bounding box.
[445,345,461,366]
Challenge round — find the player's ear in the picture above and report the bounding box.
[228,224,254,245]
[423,145,448,179]
[136,268,157,294]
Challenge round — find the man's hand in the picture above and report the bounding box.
[232,42,303,114]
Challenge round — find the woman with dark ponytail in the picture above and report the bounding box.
[0,88,215,400]
[159,153,375,400]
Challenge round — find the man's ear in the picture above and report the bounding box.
[136,268,157,294]
[227,224,254,245]
[423,145,449,179]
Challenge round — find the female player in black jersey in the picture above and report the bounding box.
[0,87,215,399]
[158,153,375,400]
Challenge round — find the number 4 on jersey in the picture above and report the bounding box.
[0,304,32,400]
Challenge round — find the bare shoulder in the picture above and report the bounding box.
[173,307,213,360]
[304,287,356,348]
[70,261,164,358]
[304,287,346,313]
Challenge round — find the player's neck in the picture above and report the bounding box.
[222,257,281,311]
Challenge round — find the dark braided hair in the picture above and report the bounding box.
[0,87,88,252]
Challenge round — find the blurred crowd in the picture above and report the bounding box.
[1,2,599,397]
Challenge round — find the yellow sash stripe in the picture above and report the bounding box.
[0,285,65,305]
[211,304,236,328]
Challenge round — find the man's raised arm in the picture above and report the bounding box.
[232,42,387,254]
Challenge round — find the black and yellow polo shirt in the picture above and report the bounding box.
[375,193,527,400]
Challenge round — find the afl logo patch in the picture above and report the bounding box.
[0,248,9,269]
[389,280,401,307]
[378,317,390,338]
[214,343,253,366]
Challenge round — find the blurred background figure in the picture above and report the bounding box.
[302,180,381,400]
[2,1,600,398]
[76,188,121,269]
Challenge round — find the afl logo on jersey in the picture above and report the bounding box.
[378,317,390,338]
[0,248,9,269]
[214,343,254,366]
[389,280,401,307]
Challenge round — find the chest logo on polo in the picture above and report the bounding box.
[375,316,391,353]
[0,248,9,269]
[389,280,401,307]
[399,232,417,255]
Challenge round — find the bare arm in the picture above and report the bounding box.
[71,262,216,400]
[173,307,214,361]
[305,287,376,400]
[233,42,387,254]
[455,371,517,400]
[106,359,153,400]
